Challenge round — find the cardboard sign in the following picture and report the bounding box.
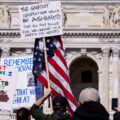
[1,55,43,109]
[0,66,17,110]
[19,1,63,39]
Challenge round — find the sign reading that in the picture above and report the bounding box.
[19,1,63,39]
[0,66,17,110]
[1,55,43,109]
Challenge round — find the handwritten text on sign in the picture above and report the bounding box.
[19,1,63,39]
[2,56,43,109]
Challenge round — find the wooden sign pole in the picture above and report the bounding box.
[43,37,53,112]
[38,0,53,112]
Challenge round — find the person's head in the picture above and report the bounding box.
[16,107,31,120]
[79,87,100,104]
[52,96,68,113]
[113,112,120,120]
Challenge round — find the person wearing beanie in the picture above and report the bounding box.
[71,87,109,120]
[30,89,70,120]
[16,107,31,120]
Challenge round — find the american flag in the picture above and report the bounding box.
[33,36,76,112]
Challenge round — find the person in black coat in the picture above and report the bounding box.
[71,87,109,120]
[16,107,31,120]
[113,111,120,120]
[113,107,120,120]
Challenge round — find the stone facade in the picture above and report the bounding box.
[0,0,120,119]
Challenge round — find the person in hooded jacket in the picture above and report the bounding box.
[71,87,109,120]
[30,89,70,120]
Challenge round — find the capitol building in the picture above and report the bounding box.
[0,0,120,119]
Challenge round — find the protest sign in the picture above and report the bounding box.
[19,1,63,39]
[1,55,43,109]
[0,66,17,110]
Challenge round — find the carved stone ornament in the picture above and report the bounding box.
[1,47,10,56]
[101,47,110,57]
[100,38,115,43]
[80,48,87,56]
[112,6,120,28]
[103,5,120,29]
[12,50,25,56]
[2,4,11,28]
[112,47,119,57]
[91,51,102,60]
[103,5,110,28]
[62,7,67,27]
[25,48,33,54]
[0,38,3,42]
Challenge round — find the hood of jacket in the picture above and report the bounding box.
[72,101,109,120]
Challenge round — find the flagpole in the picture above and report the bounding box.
[43,37,53,112]
[38,0,53,113]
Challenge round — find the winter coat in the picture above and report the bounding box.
[30,104,70,120]
[71,101,109,120]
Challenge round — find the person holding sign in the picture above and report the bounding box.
[30,89,70,120]
[19,1,76,114]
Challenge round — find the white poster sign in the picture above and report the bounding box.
[1,55,43,109]
[0,66,17,110]
[19,1,63,39]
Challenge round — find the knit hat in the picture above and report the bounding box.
[79,87,100,104]
[53,96,68,107]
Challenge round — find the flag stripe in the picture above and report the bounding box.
[48,71,76,107]
[49,58,69,83]
[48,62,71,92]
[53,54,69,76]
[55,41,68,69]
[37,70,76,111]
[54,48,68,69]
[34,37,76,112]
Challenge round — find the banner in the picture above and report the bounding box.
[1,55,43,109]
[0,66,17,110]
[19,1,62,39]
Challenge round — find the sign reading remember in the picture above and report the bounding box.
[0,66,17,110]
[19,1,63,39]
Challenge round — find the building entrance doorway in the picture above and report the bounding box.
[69,57,98,102]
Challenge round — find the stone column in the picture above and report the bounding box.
[98,69,103,98]
[100,47,110,111]
[1,47,10,57]
[112,48,119,98]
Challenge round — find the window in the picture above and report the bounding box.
[81,71,92,82]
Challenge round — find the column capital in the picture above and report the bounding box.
[80,48,87,56]
[112,47,119,57]
[101,47,110,57]
[1,47,10,57]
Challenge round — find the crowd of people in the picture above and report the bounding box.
[16,87,120,120]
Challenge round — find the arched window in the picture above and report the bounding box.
[81,71,92,82]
